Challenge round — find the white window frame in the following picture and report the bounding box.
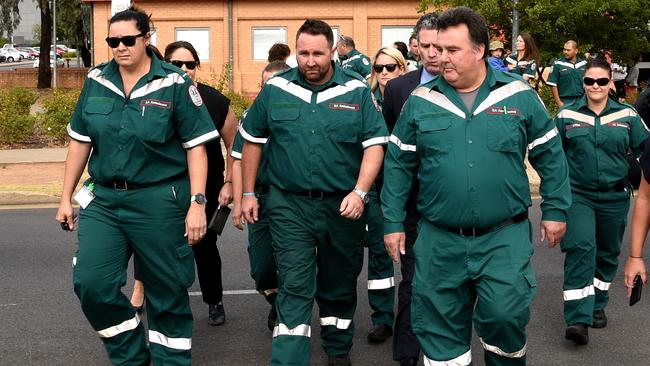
[381,26,415,48]
[252,27,287,61]
[175,28,210,61]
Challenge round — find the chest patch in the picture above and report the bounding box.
[605,122,631,130]
[139,99,171,109]
[329,102,360,112]
[188,85,203,107]
[486,105,521,117]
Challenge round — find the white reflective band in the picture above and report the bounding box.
[545,81,557,87]
[97,314,140,338]
[556,60,585,69]
[527,127,558,151]
[130,73,185,99]
[72,256,77,267]
[320,316,352,329]
[563,285,595,301]
[368,277,395,290]
[231,150,242,160]
[341,54,363,66]
[148,330,192,350]
[261,288,278,296]
[389,134,417,152]
[317,79,367,104]
[267,76,312,103]
[238,124,269,144]
[362,136,389,148]
[182,130,220,149]
[593,278,611,291]
[423,349,472,365]
[67,124,92,142]
[480,338,527,358]
[88,68,126,98]
[412,87,466,119]
[272,323,311,338]
[473,80,530,116]
[557,109,595,125]
[575,60,587,68]
[600,108,636,125]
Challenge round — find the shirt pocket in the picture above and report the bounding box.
[599,124,630,154]
[416,116,452,160]
[270,104,301,141]
[327,112,361,144]
[487,116,522,153]
[138,106,173,144]
[84,101,114,137]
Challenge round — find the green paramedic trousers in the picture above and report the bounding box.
[266,186,367,366]
[561,192,629,325]
[73,178,194,366]
[364,189,395,327]
[412,219,535,366]
[248,189,279,303]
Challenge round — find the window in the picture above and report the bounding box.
[252,27,287,61]
[381,26,415,48]
[150,28,158,47]
[176,28,210,61]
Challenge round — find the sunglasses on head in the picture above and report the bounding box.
[168,60,198,70]
[105,33,146,48]
[583,77,610,86]
[373,63,398,73]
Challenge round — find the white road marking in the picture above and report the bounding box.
[189,290,258,296]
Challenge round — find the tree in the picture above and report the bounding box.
[36,0,52,88]
[55,0,91,66]
[0,0,21,39]
[418,0,650,64]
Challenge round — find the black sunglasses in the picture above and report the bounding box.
[583,77,610,87]
[105,33,146,48]
[167,60,198,70]
[373,63,398,73]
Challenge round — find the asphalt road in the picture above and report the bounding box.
[1,201,649,366]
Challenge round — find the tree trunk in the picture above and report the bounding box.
[37,0,52,89]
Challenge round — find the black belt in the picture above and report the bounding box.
[95,173,186,191]
[597,180,626,193]
[287,189,349,200]
[437,212,528,238]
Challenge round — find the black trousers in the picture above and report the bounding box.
[393,191,422,361]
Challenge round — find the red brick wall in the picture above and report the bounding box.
[0,68,89,89]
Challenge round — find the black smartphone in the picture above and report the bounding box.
[60,219,71,231]
[208,205,232,235]
[630,275,643,306]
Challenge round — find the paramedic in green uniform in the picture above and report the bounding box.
[547,40,587,108]
[55,7,218,366]
[240,19,389,366]
[382,7,571,366]
[556,57,649,345]
[337,35,372,79]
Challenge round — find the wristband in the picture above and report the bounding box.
[224,180,232,184]
[243,192,256,197]
[630,255,644,259]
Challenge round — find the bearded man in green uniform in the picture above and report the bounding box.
[240,19,389,366]
[547,40,587,108]
[382,7,571,366]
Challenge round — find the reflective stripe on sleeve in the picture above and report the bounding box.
[423,349,472,365]
[182,130,220,149]
[231,150,242,160]
[368,277,395,290]
[480,338,527,358]
[148,330,192,350]
[97,314,140,338]
[593,278,611,291]
[362,136,389,148]
[272,323,311,338]
[67,124,92,142]
[320,316,352,329]
[563,285,595,301]
[389,134,416,152]
[527,127,558,151]
[238,124,268,144]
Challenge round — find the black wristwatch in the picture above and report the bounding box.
[191,193,207,205]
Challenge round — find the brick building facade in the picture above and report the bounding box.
[84,0,422,97]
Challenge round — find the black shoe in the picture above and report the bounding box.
[565,323,589,345]
[367,323,393,344]
[399,358,418,366]
[267,305,277,331]
[327,355,351,366]
[208,303,225,326]
[592,309,607,328]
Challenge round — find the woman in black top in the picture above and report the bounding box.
[131,41,237,326]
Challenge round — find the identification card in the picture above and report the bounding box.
[73,185,96,209]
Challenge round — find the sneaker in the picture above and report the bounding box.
[208,303,225,326]
[327,354,351,366]
[592,309,607,328]
[267,305,277,331]
[367,323,393,344]
[565,323,588,345]
[399,358,418,366]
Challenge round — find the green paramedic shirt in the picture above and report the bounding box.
[505,52,537,79]
[556,96,650,197]
[547,56,587,99]
[67,55,218,184]
[382,65,571,234]
[240,63,389,192]
[231,127,270,187]
[339,49,372,79]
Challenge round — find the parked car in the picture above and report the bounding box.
[50,45,65,57]
[17,47,39,59]
[0,48,24,62]
[32,53,64,68]
[0,54,6,63]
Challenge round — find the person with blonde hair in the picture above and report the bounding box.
[369,46,407,111]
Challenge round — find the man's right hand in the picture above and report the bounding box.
[241,196,259,224]
[384,232,406,263]
[56,200,77,231]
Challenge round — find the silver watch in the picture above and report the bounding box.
[352,188,369,203]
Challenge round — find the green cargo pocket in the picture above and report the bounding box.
[174,244,196,288]
[565,127,589,139]
[523,271,537,288]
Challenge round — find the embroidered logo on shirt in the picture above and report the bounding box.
[139,99,171,109]
[486,105,521,116]
[605,122,631,130]
[188,85,203,107]
[329,102,360,111]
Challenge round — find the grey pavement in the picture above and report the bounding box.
[0,148,67,164]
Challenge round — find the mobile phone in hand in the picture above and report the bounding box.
[630,275,643,306]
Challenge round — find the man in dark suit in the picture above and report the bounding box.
[381,12,439,366]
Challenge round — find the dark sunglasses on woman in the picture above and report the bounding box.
[105,33,146,48]
[167,60,198,70]
[583,77,610,87]
[373,63,398,73]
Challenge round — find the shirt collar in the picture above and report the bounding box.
[575,96,620,116]
[99,49,167,82]
[291,61,348,90]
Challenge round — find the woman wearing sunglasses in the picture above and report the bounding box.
[555,57,649,346]
[55,7,218,365]
[369,47,407,112]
